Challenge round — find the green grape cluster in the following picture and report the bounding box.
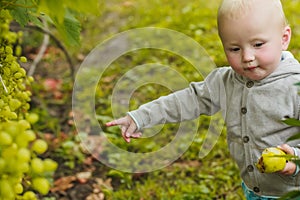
[0,10,31,122]
[0,121,58,200]
[0,10,58,200]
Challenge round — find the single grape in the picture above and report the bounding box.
[15,45,22,56]
[14,72,23,79]
[24,130,37,142]
[2,143,18,159]
[23,191,37,200]
[43,158,58,172]
[26,113,39,124]
[0,131,12,146]
[20,56,27,63]
[19,67,26,77]
[32,139,48,155]
[0,179,15,199]
[32,177,50,195]
[17,148,31,162]
[27,76,34,83]
[4,122,20,137]
[17,162,29,173]
[18,119,31,130]
[5,46,13,54]
[14,183,23,194]
[30,158,44,174]
[0,158,6,173]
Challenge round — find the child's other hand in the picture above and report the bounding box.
[277,144,297,176]
[106,116,142,143]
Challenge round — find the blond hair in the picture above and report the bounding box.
[217,0,288,27]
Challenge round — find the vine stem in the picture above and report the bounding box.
[28,18,49,77]
[0,64,8,94]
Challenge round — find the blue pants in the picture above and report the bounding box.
[242,182,278,200]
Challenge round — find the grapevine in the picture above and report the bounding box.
[0,9,57,200]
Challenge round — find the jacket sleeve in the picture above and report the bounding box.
[128,68,226,130]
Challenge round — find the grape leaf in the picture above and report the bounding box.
[37,0,65,23]
[9,6,28,26]
[9,0,42,27]
[286,133,300,142]
[54,13,81,46]
[282,118,300,126]
[63,17,81,46]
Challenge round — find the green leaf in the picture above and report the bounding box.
[279,190,300,200]
[282,118,300,126]
[107,169,125,178]
[63,16,81,46]
[8,0,43,27]
[9,0,41,27]
[38,0,65,23]
[286,133,300,142]
[54,14,81,46]
[9,7,29,26]
[294,82,300,86]
[27,12,43,27]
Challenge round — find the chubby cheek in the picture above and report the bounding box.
[226,55,243,73]
[257,49,281,67]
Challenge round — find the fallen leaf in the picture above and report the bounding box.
[51,176,76,192]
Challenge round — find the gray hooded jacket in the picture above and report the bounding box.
[128,51,300,197]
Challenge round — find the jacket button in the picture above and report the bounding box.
[241,107,247,114]
[246,81,254,88]
[247,165,254,172]
[253,187,260,193]
[243,136,250,143]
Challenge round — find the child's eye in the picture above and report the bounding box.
[229,47,240,52]
[254,43,264,47]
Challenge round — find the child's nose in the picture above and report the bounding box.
[242,49,255,62]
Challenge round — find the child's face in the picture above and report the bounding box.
[218,2,291,81]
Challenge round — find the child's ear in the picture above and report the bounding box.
[282,26,291,50]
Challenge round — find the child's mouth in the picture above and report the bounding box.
[245,66,258,71]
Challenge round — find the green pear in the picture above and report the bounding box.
[256,147,286,173]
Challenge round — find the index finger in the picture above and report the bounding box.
[105,121,118,127]
[105,117,127,127]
